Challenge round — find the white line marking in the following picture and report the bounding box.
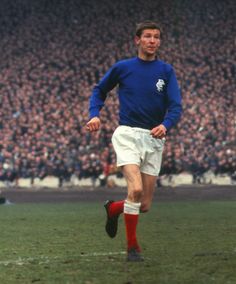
[0,251,126,266]
[81,251,126,257]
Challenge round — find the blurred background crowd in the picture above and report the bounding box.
[0,0,235,185]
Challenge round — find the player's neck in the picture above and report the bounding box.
[138,53,156,62]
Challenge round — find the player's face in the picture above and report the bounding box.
[135,29,161,60]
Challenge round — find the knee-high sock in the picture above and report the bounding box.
[109,200,124,217]
[124,200,141,251]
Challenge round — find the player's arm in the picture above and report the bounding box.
[151,67,182,139]
[161,66,182,131]
[87,64,120,132]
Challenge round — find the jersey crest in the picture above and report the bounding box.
[156,79,165,92]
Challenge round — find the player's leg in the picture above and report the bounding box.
[139,133,164,212]
[140,173,157,213]
[123,164,143,202]
[104,165,143,239]
[122,164,144,261]
[105,126,140,239]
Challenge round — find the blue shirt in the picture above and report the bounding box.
[89,57,182,131]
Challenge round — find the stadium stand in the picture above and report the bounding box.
[0,0,235,187]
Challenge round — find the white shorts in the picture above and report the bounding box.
[111,125,165,176]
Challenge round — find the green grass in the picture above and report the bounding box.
[0,201,236,284]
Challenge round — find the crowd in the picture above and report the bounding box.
[0,0,235,185]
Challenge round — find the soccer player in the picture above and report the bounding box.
[86,21,182,261]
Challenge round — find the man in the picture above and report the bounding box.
[86,21,182,261]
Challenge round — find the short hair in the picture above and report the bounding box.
[135,21,161,38]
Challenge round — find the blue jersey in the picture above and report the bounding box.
[89,57,182,131]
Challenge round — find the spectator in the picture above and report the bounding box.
[0,0,235,184]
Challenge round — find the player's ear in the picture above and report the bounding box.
[134,36,140,46]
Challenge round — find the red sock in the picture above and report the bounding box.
[124,213,140,252]
[109,200,124,217]
[123,200,141,252]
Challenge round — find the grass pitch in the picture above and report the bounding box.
[0,201,236,284]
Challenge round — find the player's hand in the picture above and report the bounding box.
[150,124,167,139]
[86,117,101,132]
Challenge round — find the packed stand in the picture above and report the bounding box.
[0,0,235,185]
